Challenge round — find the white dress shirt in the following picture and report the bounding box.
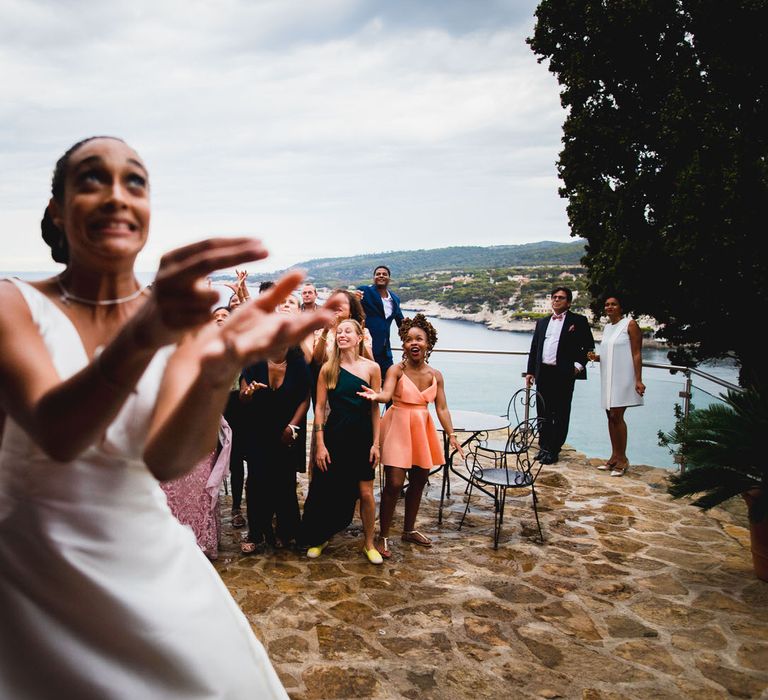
[542,314,564,365]
[542,313,583,372]
[381,291,394,319]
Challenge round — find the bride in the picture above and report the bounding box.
[0,136,331,698]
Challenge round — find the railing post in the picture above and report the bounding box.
[521,372,531,422]
[675,370,693,473]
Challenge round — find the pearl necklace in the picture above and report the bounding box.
[56,275,146,307]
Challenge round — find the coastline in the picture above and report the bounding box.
[401,299,537,333]
[401,298,668,348]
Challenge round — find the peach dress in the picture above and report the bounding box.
[380,373,444,470]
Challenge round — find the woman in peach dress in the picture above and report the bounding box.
[359,314,462,557]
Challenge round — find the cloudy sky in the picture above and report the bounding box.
[0,0,568,274]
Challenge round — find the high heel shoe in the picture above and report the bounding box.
[610,462,629,477]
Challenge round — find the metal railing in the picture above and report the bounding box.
[429,347,742,472]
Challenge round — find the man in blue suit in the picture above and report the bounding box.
[360,265,404,379]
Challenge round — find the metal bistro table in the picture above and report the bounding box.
[431,409,509,525]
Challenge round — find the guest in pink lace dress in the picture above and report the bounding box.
[160,306,234,559]
[160,418,232,560]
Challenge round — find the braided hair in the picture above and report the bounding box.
[41,136,126,263]
[399,313,438,363]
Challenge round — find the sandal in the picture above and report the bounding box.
[376,536,392,559]
[597,461,616,471]
[402,530,432,548]
[231,511,246,528]
[240,541,258,555]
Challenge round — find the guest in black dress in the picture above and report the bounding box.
[239,346,311,553]
[223,297,247,529]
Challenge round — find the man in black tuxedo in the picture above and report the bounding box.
[525,286,594,464]
[360,265,404,379]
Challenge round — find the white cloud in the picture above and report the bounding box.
[0,0,568,273]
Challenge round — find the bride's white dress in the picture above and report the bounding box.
[0,279,287,699]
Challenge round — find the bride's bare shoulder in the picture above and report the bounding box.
[0,278,34,316]
[0,276,58,302]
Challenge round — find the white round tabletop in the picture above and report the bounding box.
[431,409,508,433]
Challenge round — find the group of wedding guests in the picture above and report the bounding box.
[165,268,463,566]
[170,277,648,563]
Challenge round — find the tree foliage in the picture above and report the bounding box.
[529,0,768,386]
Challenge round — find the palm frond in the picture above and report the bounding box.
[664,384,767,516]
[668,466,760,500]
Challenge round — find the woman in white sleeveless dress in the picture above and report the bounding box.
[588,295,646,477]
[0,137,331,699]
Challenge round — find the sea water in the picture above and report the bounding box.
[8,273,738,469]
[394,316,738,470]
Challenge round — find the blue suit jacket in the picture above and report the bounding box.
[361,285,403,370]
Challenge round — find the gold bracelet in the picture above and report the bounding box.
[313,425,324,432]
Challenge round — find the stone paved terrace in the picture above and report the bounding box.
[213,445,768,700]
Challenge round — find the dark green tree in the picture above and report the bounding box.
[529,0,768,387]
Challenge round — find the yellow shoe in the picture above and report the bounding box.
[306,541,328,559]
[363,547,384,565]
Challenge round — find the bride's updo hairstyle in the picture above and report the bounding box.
[41,136,127,263]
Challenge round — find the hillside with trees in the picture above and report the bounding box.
[281,240,584,287]
[211,240,591,318]
[394,265,589,316]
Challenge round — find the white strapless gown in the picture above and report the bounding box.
[0,279,287,699]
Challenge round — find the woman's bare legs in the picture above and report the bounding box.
[379,466,406,539]
[402,466,429,533]
[607,407,628,467]
[359,479,377,551]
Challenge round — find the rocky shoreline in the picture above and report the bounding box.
[401,299,668,348]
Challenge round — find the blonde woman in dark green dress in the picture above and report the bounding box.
[299,319,383,564]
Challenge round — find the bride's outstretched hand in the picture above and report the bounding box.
[135,238,269,348]
[200,271,334,385]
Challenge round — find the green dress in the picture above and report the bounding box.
[299,368,374,547]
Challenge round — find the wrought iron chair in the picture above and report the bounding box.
[475,388,544,469]
[459,417,544,548]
